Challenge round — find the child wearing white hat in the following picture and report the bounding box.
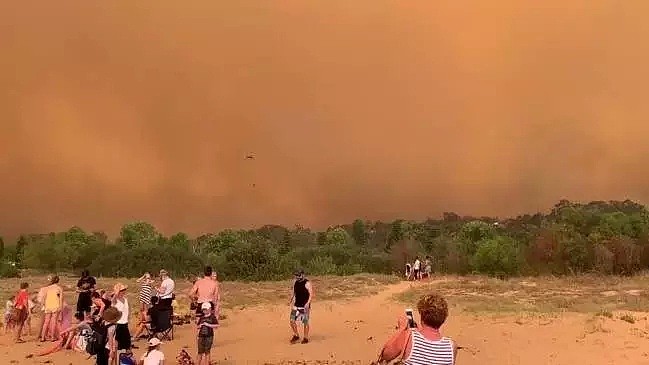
[196,302,219,365]
[139,338,164,365]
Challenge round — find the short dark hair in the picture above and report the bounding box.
[92,292,101,299]
[20,282,29,289]
[151,296,159,305]
[204,266,213,277]
[81,270,90,277]
[51,275,60,284]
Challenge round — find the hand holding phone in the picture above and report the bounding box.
[405,308,417,328]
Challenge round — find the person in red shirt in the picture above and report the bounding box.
[14,282,30,343]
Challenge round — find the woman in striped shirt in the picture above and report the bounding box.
[136,272,155,322]
[378,293,457,365]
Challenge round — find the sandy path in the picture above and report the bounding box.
[2,280,649,364]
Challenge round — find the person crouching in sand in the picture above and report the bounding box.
[377,293,457,365]
[138,337,165,365]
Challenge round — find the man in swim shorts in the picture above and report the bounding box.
[289,269,314,344]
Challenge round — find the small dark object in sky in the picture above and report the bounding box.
[252,183,256,187]
[245,154,255,160]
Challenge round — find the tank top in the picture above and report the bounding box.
[114,298,129,324]
[293,279,310,307]
[403,330,455,365]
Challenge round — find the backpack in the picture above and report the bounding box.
[86,321,113,356]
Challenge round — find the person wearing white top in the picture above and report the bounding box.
[111,283,132,351]
[157,269,175,308]
[413,257,422,281]
[139,338,165,365]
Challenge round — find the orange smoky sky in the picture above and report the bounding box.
[1,1,649,237]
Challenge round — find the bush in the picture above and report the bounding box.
[0,261,20,278]
[88,243,204,278]
[472,237,522,276]
[306,256,338,275]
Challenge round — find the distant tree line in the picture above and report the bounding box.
[2,199,649,280]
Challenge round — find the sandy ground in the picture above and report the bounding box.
[2,280,649,364]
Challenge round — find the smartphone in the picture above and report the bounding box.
[405,308,417,328]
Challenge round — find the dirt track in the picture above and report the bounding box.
[2,280,649,364]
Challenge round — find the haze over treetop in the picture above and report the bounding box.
[2,2,649,235]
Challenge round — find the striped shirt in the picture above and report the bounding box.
[139,282,154,305]
[403,330,455,365]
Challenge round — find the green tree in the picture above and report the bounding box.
[324,227,354,246]
[65,226,89,246]
[15,235,27,265]
[472,236,522,276]
[207,229,246,253]
[168,232,190,249]
[119,221,161,248]
[351,219,369,246]
[458,220,497,257]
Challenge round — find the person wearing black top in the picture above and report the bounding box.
[197,302,218,365]
[289,269,314,344]
[76,270,96,319]
[91,291,111,319]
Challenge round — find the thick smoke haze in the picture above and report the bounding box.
[2,1,649,237]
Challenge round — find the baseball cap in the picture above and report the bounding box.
[201,302,211,310]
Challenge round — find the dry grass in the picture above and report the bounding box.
[220,274,399,309]
[0,273,399,315]
[395,274,649,315]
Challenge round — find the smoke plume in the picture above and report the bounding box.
[2,1,649,236]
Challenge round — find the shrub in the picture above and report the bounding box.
[306,256,338,275]
[472,236,522,276]
[0,261,20,278]
[593,244,614,274]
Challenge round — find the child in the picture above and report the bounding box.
[139,338,164,365]
[196,302,218,365]
[25,295,36,337]
[4,297,14,334]
[14,282,30,343]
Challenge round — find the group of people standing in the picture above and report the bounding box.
[3,269,179,365]
[5,275,72,344]
[405,256,432,281]
[2,266,324,364]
